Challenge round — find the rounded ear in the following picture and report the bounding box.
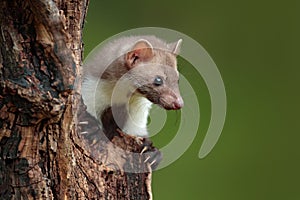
[125,39,154,68]
[169,39,183,56]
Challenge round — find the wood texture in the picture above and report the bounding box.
[0,0,158,199]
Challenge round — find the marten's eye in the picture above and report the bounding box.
[153,76,163,86]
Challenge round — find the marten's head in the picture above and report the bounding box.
[125,39,184,110]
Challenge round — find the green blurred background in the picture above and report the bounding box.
[83,1,300,199]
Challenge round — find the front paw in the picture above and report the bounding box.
[140,139,163,170]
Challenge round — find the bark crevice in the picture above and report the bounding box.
[0,0,156,199]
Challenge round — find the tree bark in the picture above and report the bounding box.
[0,0,157,199]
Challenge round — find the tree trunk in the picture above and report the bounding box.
[0,0,157,199]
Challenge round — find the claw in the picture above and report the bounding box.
[149,159,156,166]
[144,156,151,163]
[79,121,89,125]
[140,146,148,155]
[134,137,144,145]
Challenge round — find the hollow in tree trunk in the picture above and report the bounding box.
[0,0,159,199]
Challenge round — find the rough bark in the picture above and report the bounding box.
[0,0,157,199]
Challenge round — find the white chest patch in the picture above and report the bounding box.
[82,77,152,137]
[123,96,152,137]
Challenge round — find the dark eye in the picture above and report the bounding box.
[153,76,163,86]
